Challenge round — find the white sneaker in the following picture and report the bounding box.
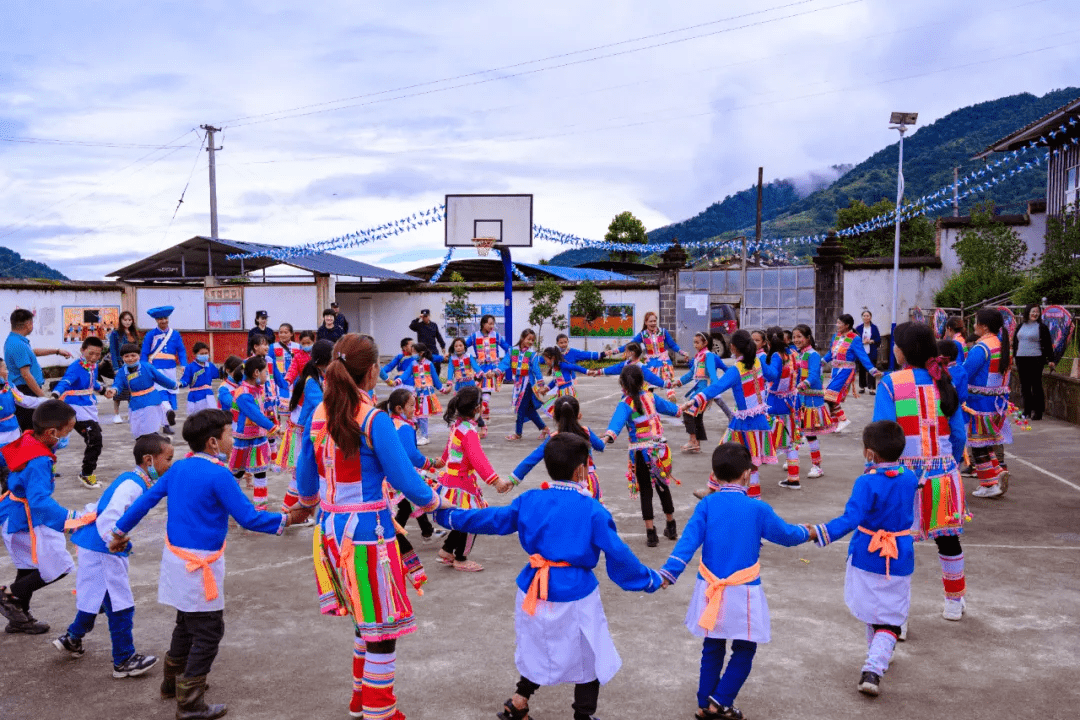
[942,597,965,621]
[112,415,124,424]
[898,622,908,641]
[836,419,852,433]
[998,470,1009,495]
[972,484,1003,498]
[416,437,430,446]
[781,460,788,470]
[807,465,825,479]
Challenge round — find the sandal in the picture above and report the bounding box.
[505,434,522,442]
[452,559,484,572]
[497,698,529,720]
[437,551,455,565]
[538,427,550,439]
[681,444,701,454]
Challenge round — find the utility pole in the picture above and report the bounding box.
[201,125,222,239]
[739,234,748,328]
[953,166,960,217]
[755,166,764,246]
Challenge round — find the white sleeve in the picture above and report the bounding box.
[95,479,145,544]
[12,388,48,409]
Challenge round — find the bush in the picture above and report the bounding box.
[1016,213,1080,305]
[933,201,1028,307]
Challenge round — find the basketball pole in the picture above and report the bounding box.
[501,246,514,341]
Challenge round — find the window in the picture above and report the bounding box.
[1066,165,1079,213]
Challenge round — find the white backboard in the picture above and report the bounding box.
[445,194,533,247]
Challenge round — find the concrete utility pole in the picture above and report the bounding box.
[953,166,960,217]
[201,125,222,239]
[755,167,764,245]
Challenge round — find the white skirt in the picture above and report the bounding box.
[156,366,178,401]
[75,546,135,613]
[158,544,226,612]
[130,405,166,439]
[0,428,20,446]
[683,577,771,643]
[2,526,74,583]
[187,396,220,414]
[844,558,911,626]
[513,587,622,686]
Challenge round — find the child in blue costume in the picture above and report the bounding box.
[55,433,175,679]
[499,329,549,442]
[111,342,178,440]
[673,331,726,453]
[180,342,221,414]
[657,443,813,720]
[140,305,187,432]
[0,358,49,446]
[216,356,243,419]
[108,409,303,719]
[396,342,448,445]
[280,341,332,514]
[446,336,485,391]
[555,332,608,364]
[538,346,589,416]
[381,337,415,378]
[589,342,668,388]
[511,395,606,501]
[809,421,920,697]
[434,432,663,720]
[52,336,116,489]
[228,355,279,510]
[0,400,80,634]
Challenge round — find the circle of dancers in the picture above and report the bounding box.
[0,304,1019,719]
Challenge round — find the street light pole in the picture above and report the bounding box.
[888,111,917,369]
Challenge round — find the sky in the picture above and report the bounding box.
[2,0,1079,279]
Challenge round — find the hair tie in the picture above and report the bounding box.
[337,352,347,361]
[925,356,946,381]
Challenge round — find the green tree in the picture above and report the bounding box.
[935,201,1028,307]
[528,277,568,347]
[443,271,478,338]
[835,198,935,258]
[1016,213,1080,305]
[605,211,648,263]
[568,280,606,351]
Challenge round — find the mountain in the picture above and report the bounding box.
[549,88,1079,266]
[0,246,68,280]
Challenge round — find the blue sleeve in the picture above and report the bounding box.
[602,360,625,376]
[469,357,481,375]
[816,476,873,546]
[948,407,967,465]
[658,499,707,584]
[108,333,120,369]
[698,366,740,402]
[872,325,881,346]
[113,368,130,395]
[370,412,438,511]
[588,428,606,452]
[382,354,403,374]
[616,332,643,354]
[605,402,631,437]
[24,459,71,530]
[497,334,510,351]
[217,384,231,408]
[761,354,782,383]
[397,424,428,469]
[434,495,521,535]
[213,469,285,534]
[511,439,547,483]
[498,353,511,373]
[115,472,169,534]
[594,507,662,592]
[962,344,987,378]
[139,333,152,362]
[678,366,694,385]
[529,357,543,385]
[174,335,187,367]
[871,377,898,422]
[463,335,475,350]
[398,358,416,386]
[664,329,681,354]
[850,338,877,372]
[429,366,443,390]
[149,365,178,390]
[707,353,725,380]
[294,416,319,501]
[761,506,811,547]
[236,392,275,430]
[180,364,195,386]
[642,367,667,387]
[272,362,288,394]
[806,352,822,389]
[712,353,728,373]
[563,361,589,376]
[53,365,77,396]
[653,393,681,417]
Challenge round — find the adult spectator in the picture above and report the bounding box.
[4,308,73,430]
[410,308,446,375]
[107,310,141,424]
[247,309,275,354]
[330,301,349,334]
[316,308,344,344]
[1012,303,1055,421]
[857,309,881,395]
[140,306,186,434]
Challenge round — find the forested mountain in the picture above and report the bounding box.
[0,246,68,280]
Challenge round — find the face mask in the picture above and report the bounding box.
[54,435,69,451]
[148,465,160,481]
[126,362,139,371]
[196,354,209,364]
[300,345,313,353]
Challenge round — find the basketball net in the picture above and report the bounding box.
[472,237,497,257]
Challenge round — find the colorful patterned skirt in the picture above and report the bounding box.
[626,443,677,497]
[903,457,969,541]
[797,395,836,435]
[540,384,576,417]
[312,518,416,641]
[720,428,776,467]
[824,366,857,404]
[415,389,442,417]
[275,420,303,471]
[435,479,488,510]
[768,413,802,450]
[966,408,1012,448]
[230,436,271,474]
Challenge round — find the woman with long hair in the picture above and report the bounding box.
[604,365,682,547]
[874,322,969,621]
[293,334,444,719]
[823,313,881,430]
[681,330,776,499]
[1012,303,1056,421]
[510,395,607,501]
[616,311,689,386]
[965,309,1013,498]
[108,310,140,423]
[672,331,726,454]
[762,326,803,489]
[465,313,510,417]
[435,385,508,571]
[792,324,835,478]
[499,329,548,442]
[279,339,333,515]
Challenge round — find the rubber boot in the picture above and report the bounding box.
[176,675,226,720]
[663,519,678,541]
[646,527,659,547]
[161,654,186,700]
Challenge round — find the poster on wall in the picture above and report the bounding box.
[445,302,506,339]
[62,306,120,344]
[205,286,243,330]
[570,303,635,337]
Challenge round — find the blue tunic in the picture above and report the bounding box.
[180,361,220,404]
[111,362,177,411]
[140,327,187,370]
[511,428,606,485]
[601,359,666,388]
[71,470,150,556]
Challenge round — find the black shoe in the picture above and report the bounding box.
[6,612,49,634]
[162,425,175,435]
[858,671,881,696]
[53,633,85,657]
[0,587,28,624]
[778,479,802,490]
[959,465,975,478]
[706,704,745,720]
[166,410,176,426]
[496,697,530,720]
[1032,413,1043,421]
[663,519,678,541]
[646,528,659,547]
[113,652,159,678]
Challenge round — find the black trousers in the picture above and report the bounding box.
[683,412,707,441]
[10,568,67,612]
[636,452,674,522]
[395,499,434,538]
[934,534,962,558]
[1015,356,1046,418]
[14,385,37,431]
[74,420,103,477]
[516,675,600,720]
[442,530,474,562]
[168,610,225,678]
[858,364,877,391]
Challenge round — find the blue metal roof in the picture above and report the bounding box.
[517,262,636,282]
[214,238,420,281]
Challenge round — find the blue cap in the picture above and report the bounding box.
[147,305,174,320]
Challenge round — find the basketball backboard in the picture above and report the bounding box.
[445,194,533,248]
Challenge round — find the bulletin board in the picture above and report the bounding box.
[61,306,120,344]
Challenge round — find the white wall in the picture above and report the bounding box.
[345,286,660,358]
[245,285,319,330]
[136,287,205,330]
[938,211,1047,278]
[844,268,944,328]
[0,287,123,370]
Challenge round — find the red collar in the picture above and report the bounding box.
[1,431,56,472]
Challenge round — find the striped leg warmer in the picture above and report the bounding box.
[252,474,268,511]
[747,470,761,499]
[401,549,427,592]
[281,473,300,511]
[808,439,822,468]
[833,405,847,423]
[350,635,366,717]
[481,392,491,417]
[786,447,800,481]
[940,552,966,599]
[863,628,898,676]
[362,651,398,720]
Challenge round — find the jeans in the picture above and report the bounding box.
[168,610,225,678]
[515,391,546,436]
[67,591,135,666]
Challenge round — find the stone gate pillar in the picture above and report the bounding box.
[657,240,688,333]
[812,231,845,349]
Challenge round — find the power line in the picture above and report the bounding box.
[1,137,195,149]
[161,132,208,245]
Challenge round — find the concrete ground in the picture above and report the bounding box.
[2,377,1078,720]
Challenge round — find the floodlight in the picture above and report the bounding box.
[889,112,918,125]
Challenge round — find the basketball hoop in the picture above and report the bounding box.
[472,237,497,257]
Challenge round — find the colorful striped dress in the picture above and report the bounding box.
[604,392,681,497]
[400,357,444,417]
[823,331,877,405]
[434,418,500,509]
[228,381,275,476]
[762,349,802,451]
[466,331,508,398]
[501,348,541,413]
[794,348,836,435]
[873,368,969,540]
[962,335,1011,447]
[447,353,482,392]
[539,361,589,416]
[620,328,681,385]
